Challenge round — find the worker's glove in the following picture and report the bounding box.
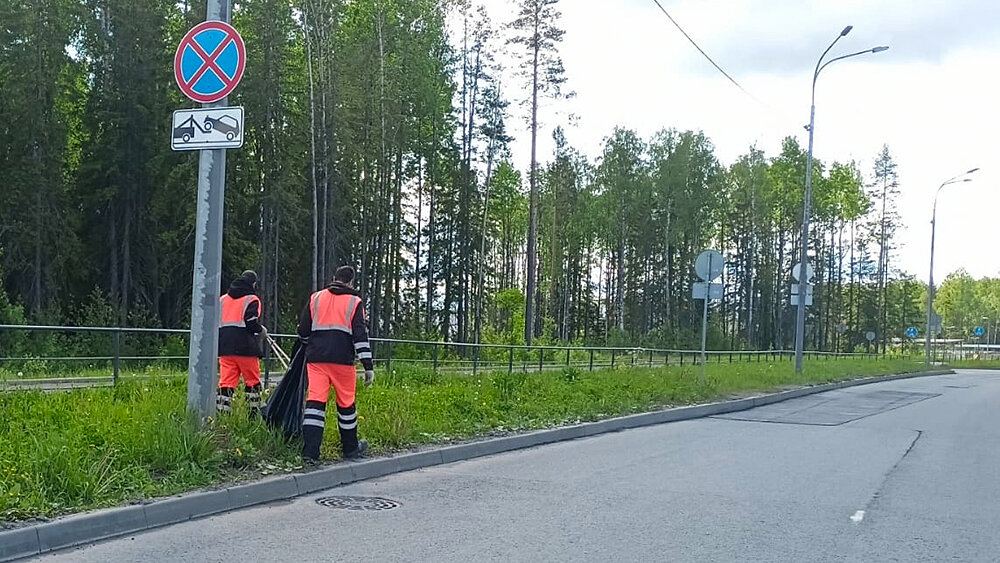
[364,370,375,387]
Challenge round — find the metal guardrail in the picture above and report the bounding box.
[0,324,896,390]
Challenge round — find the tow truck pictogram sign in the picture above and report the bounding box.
[171,107,244,151]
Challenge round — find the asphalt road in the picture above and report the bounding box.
[36,370,1000,562]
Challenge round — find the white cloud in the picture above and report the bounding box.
[478,0,1000,281]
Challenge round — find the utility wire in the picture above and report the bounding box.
[649,0,751,96]
[649,0,801,132]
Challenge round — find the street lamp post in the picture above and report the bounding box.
[924,168,979,367]
[794,27,889,374]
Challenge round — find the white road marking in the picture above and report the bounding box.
[850,510,866,523]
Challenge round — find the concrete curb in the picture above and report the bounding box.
[0,368,954,561]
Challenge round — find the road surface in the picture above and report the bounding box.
[36,370,1000,562]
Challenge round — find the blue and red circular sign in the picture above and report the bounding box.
[174,21,246,104]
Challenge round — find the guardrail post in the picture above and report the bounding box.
[648,350,653,367]
[432,343,439,374]
[386,340,392,374]
[566,348,571,366]
[729,353,733,364]
[538,347,544,373]
[611,350,616,368]
[589,349,594,371]
[112,329,121,386]
[508,346,514,375]
[680,352,684,366]
[473,345,480,376]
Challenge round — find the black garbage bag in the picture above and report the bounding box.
[263,343,307,439]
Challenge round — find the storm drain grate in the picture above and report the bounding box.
[316,496,401,511]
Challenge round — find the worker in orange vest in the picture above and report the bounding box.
[297,266,374,461]
[218,270,266,417]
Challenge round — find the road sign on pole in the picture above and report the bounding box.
[693,250,723,379]
[174,20,246,104]
[172,107,244,151]
[792,262,814,283]
[906,327,918,339]
[930,313,943,335]
[974,326,985,337]
[866,331,876,342]
[790,283,813,306]
[695,250,724,282]
[692,282,723,300]
[183,2,239,421]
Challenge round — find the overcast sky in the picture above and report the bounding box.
[477,0,1000,282]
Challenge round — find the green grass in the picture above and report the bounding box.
[0,361,184,381]
[945,359,1000,370]
[1,357,928,522]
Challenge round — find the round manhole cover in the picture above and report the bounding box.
[315,496,401,511]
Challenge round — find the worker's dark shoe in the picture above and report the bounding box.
[245,384,263,418]
[216,387,235,415]
[301,455,322,468]
[343,440,369,460]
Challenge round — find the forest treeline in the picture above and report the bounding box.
[2,0,968,353]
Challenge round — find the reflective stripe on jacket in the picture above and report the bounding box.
[298,286,374,370]
[220,295,261,328]
[219,294,263,357]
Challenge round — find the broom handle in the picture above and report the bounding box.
[266,334,291,370]
[269,335,290,363]
[271,336,291,366]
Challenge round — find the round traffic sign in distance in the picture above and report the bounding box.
[695,250,724,282]
[174,21,246,104]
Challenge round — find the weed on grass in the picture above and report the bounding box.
[1,357,924,522]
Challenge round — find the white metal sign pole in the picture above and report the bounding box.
[699,253,714,380]
[187,0,232,419]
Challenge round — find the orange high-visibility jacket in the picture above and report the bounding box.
[297,286,373,370]
[219,294,262,357]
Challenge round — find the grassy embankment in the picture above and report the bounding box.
[1,357,924,522]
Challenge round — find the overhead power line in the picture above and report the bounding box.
[649,0,752,97]
[649,0,805,134]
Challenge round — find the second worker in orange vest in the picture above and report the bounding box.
[297,266,374,461]
[218,270,266,417]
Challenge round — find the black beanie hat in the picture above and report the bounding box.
[241,270,258,285]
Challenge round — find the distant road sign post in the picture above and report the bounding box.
[792,262,814,283]
[906,327,918,339]
[178,5,246,420]
[695,250,724,283]
[790,283,813,306]
[694,250,723,378]
[974,326,985,337]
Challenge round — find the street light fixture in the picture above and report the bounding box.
[924,168,980,367]
[794,28,889,374]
